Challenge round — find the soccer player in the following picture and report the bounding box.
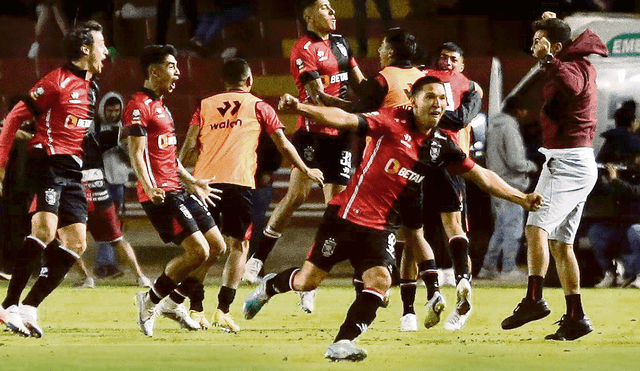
[243,76,543,361]
[126,45,226,337]
[0,21,108,337]
[243,0,365,313]
[403,41,484,331]
[177,58,323,332]
[501,12,607,341]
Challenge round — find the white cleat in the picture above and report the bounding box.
[444,278,472,331]
[135,292,157,337]
[325,339,367,362]
[243,257,263,284]
[212,309,240,333]
[243,273,275,320]
[158,298,201,331]
[3,305,30,337]
[595,271,616,288]
[298,290,316,314]
[400,313,418,331]
[20,304,43,338]
[138,276,152,288]
[73,277,95,289]
[424,291,446,329]
[190,310,210,330]
[438,268,456,287]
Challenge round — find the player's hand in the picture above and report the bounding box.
[278,94,299,112]
[542,11,556,19]
[148,187,166,205]
[605,164,618,180]
[186,178,222,207]
[523,192,544,211]
[305,167,324,187]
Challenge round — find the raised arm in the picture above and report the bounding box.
[278,93,360,131]
[462,164,544,211]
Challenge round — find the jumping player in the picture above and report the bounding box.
[243,76,543,361]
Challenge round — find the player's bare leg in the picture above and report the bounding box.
[113,239,149,285]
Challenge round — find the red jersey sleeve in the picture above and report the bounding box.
[0,102,33,167]
[189,106,203,128]
[255,101,285,135]
[349,56,359,69]
[123,99,149,136]
[292,43,321,85]
[28,76,60,112]
[358,108,394,137]
[446,157,476,175]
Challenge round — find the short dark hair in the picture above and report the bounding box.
[532,18,572,45]
[104,96,122,107]
[437,42,464,57]
[63,20,103,61]
[221,58,251,86]
[411,75,444,97]
[385,28,417,62]
[614,100,637,128]
[140,44,177,79]
[299,0,319,19]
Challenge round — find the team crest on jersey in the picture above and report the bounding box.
[69,91,81,104]
[44,188,57,206]
[336,43,347,57]
[429,139,442,162]
[321,238,337,257]
[304,145,315,162]
[131,109,142,124]
[30,86,45,100]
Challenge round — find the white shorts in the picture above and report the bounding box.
[526,147,597,244]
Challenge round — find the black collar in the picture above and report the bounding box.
[141,87,162,101]
[305,30,330,42]
[390,60,413,68]
[64,62,90,80]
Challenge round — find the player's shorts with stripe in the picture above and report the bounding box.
[207,183,253,241]
[27,150,87,228]
[142,190,216,245]
[292,131,352,185]
[527,147,597,244]
[87,200,123,243]
[307,205,397,275]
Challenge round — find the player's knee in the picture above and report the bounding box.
[283,188,309,208]
[363,267,392,291]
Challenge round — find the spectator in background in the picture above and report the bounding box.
[157,0,198,45]
[92,92,130,278]
[352,0,392,57]
[587,101,640,288]
[479,95,538,281]
[28,1,70,59]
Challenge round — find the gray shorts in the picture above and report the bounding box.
[526,147,597,244]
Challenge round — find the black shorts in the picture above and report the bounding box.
[27,152,87,228]
[292,131,352,186]
[207,184,253,241]
[422,168,468,231]
[142,190,216,245]
[307,206,397,275]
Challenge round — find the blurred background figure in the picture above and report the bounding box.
[479,95,538,282]
[29,1,69,59]
[587,101,640,289]
[352,0,392,57]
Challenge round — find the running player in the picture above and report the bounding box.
[177,58,323,332]
[0,21,108,337]
[243,76,543,361]
[126,45,226,337]
[243,0,365,313]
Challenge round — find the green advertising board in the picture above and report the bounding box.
[608,33,640,57]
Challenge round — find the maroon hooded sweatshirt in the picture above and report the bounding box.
[540,28,608,149]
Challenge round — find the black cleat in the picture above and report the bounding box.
[501,298,551,330]
[545,315,593,341]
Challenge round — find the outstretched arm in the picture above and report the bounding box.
[278,93,360,131]
[462,165,544,211]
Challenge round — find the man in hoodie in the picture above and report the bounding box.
[501,12,608,341]
[479,95,538,281]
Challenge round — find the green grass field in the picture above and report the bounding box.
[1,280,639,371]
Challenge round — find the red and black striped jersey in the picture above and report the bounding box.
[290,31,358,136]
[329,107,475,231]
[123,89,181,203]
[0,64,99,167]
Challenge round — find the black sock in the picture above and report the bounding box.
[334,289,383,342]
[399,280,417,315]
[188,279,205,312]
[217,286,236,313]
[525,275,544,302]
[170,277,200,305]
[265,267,298,297]
[418,259,439,300]
[149,273,177,304]
[253,228,280,263]
[2,236,46,309]
[449,236,470,281]
[22,241,78,307]
[565,294,585,320]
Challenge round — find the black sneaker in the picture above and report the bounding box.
[545,315,593,341]
[501,298,551,330]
